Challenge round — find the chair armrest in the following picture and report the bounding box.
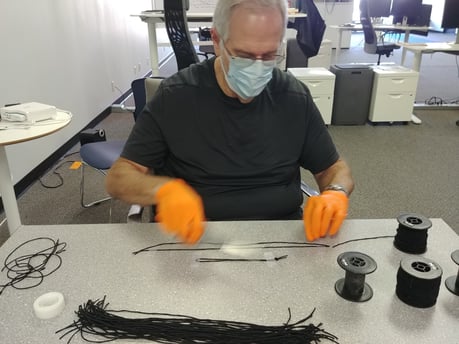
[127,204,144,223]
[301,180,319,197]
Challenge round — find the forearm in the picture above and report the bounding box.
[313,159,354,196]
[105,158,172,206]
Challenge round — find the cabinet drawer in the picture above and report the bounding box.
[298,78,335,94]
[369,92,414,122]
[374,75,419,93]
[311,94,333,125]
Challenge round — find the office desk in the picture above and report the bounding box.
[133,11,307,76]
[0,111,71,234]
[397,42,459,72]
[330,24,429,63]
[0,219,457,343]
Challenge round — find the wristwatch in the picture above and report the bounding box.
[324,184,348,196]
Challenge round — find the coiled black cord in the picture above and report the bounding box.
[0,237,66,295]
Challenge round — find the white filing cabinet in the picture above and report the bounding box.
[307,39,332,68]
[288,67,336,125]
[369,65,419,123]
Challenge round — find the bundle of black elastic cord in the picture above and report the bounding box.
[57,297,339,344]
[0,237,66,295]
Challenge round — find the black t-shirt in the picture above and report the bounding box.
[121,57,339,220]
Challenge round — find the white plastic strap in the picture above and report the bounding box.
[33,292,65,320]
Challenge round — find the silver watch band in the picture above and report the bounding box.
[324,184,348,196]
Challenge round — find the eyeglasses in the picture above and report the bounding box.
[221,42,285,67]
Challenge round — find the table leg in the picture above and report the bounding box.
[398,46,423,124]
[335,29,343,63]
[411,51,422,73]
[146,21,160,76]
[409,50,423,124]
[0,146,22,234]
[400,30,410,65]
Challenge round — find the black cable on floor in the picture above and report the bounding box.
[39,151,80,189]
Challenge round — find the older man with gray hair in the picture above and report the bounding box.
[106,0,354,244]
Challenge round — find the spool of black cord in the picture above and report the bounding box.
[396,256,442,308]
[335,251,377,302]
[445,249,459,296]
[393,213,432,254]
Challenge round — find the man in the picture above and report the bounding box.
[105,0,354,244]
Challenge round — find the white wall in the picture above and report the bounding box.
[0,0,151,185]
[423,0,446,32]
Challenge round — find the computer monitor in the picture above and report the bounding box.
[442,0,459,44]
[391,0,423,25]
[410,4,432,36]
[367,0,392,18]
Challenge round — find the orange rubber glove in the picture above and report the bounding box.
[303,190,349,241]
[154,179,205,244]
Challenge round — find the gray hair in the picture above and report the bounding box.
[213,0,288,42]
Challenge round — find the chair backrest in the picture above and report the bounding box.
[145,78,163,101]
[360,0,378,54]
[164,0,199,70]
[131,78,147,121]
[131,77,163,121]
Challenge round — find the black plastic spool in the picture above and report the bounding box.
[335,251,377,302]
[396,256,442,308]
[393,213,432,254]
[445,249,459,296]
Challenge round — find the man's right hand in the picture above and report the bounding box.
[154,179,205,244]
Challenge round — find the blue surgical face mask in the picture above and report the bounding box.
[220,43,276,100]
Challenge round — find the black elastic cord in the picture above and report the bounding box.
[196,255,288,263]
[0,237,66,295]
[134,236,397,256]
[133,241,330,255]
[332,235,395,248]
[56,296,339,344]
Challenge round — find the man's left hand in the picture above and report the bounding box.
[303,190,349,241]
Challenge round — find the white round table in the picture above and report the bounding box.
[0,110,72,234]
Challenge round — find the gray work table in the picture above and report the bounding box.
[0,219,458,343]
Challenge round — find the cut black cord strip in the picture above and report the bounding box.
[133,241,330,255]
[332,235,395,248]
[56,296,339,344]
[196,255,288,263]
[134,236,396,256]
[0,237,66,295]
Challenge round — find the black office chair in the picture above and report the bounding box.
[79,77,163,209]
[360,0,400,65]
[197,26,215,59]
[164,0,209,71]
